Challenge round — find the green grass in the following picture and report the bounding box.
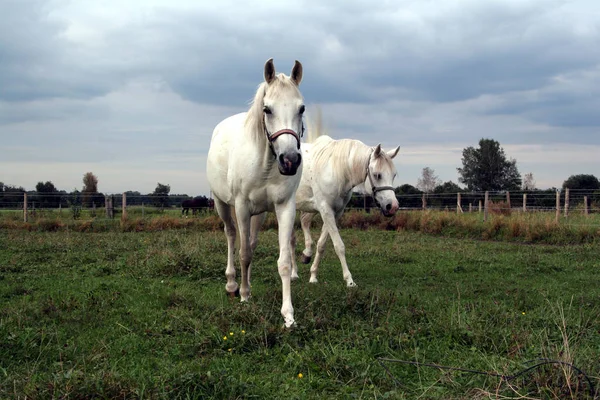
[1,226,599,399]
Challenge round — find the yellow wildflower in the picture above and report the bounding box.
[230,332,234,336]
[298,373,303,379]
[223,336,227,341]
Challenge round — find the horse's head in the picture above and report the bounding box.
[261,58,305,176]
[364,144,401,217]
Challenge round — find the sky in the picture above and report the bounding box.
[1,0,599,196]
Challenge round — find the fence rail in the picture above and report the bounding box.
[1,189,599,223]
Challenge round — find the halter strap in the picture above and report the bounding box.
[264,121,304,158]
[365,150,395,195]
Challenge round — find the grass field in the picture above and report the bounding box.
[1,220,599,399]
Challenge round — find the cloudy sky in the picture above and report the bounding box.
[1,0,598,195]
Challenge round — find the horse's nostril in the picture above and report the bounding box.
[279,154,285,164]
[386,203,392,211]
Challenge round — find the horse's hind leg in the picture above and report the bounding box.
[214,198,239,297]
[309,226,329,284]
[300,212,315,264]
[234,204,254,302]
[322,209,356,287]
[290,228,299,281]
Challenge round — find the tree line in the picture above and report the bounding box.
[346,138,599,210]
[0,173,210,210]
[2,139,598,211]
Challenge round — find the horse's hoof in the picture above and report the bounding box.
[282,320,297,329]
[226,288,240,298]
[301,254,312,264]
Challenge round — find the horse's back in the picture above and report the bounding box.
[210,112,247,142]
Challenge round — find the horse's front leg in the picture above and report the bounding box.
[275,200,296,328]
[248,212,267,286]
[234,204,253,302]
[300,212,315,264]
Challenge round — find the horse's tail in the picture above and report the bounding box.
[305,105,326,144]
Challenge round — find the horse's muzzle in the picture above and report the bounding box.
[379,200,399,217]
[278,152,302,176]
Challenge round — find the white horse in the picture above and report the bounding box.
[206,58,305,328]
[250,110,401,288]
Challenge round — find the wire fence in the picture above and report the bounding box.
[1,189,599,223]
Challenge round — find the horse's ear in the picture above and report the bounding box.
[373,144,382,157]
[291,60,303,86]
[264,58,276,84]
[387,145,401,159]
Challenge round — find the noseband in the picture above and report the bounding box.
[264,119,304,158]
[365,151,395,196]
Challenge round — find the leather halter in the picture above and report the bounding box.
[264,118,304,158]
[365,150,395,196]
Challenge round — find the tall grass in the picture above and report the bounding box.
[2,208,599,244]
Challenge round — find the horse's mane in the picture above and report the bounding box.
[306,107,393,187]
[311,137,374,184]
[244,74,302,142]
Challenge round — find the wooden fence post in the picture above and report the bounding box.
[555,190,560,223]
[478,200,482,213]
[456,193,463,214]
[469,203,473,213]
[422,193,426,210]
[484,191,489,222]
[506,191,511,210]
[584,196,589,216]
[23,193,28,222]
[564,188,569,218]
[122,193,127,220]
[523,193,527,212]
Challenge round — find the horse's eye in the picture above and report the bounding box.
[299,105,305,115]
[263,106,272,115]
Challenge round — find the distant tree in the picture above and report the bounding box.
[434,181,463,194]
[82,172,98,193]
[152,183,171,210]
[82,172,100,207]
[457,138,522,191]
[522,172,536,191]
[395,184,423,209]
[0,182,26,209]
[562,174,600,191]
[416,167,441,194]
[395,184,422,196]
[68,189,82,219]
[35,181,60,208]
